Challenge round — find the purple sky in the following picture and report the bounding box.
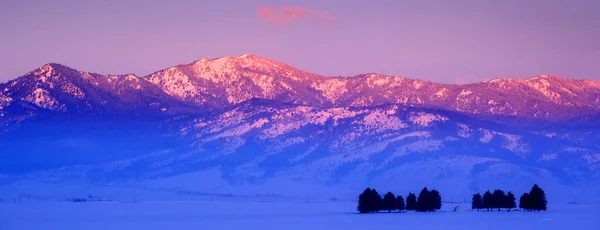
[1,0,599,84]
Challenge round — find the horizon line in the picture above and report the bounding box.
[2,54,593,86]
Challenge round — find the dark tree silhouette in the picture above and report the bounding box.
[357,188,384,213]
[430,190,442,211]
[518,184,548,212]
[357,187,444,214]
[417,187,430,212]
[382,192,397,212]
[482,191,493,211]
[414,187,442,212]
[492,189,506,211]
[472,193,482,211]
[505,191,516,211]
[529,184,547,211]
[519,193,531,211]
[370,189,383,213]
[396,195,405,212]
[406,193,418,211]
[357,188,372,213]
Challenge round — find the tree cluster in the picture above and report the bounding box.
[357,188,383,213]
[519,184,547,211]
[471,190,516,211]
[357,187,441,213]
[415,187,442,212]
[471,184,546,212]
[69,198,87,202]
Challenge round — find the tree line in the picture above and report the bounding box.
[472,184,547,211]
[357,187,442,213]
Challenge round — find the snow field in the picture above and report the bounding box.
[1,201,598,230]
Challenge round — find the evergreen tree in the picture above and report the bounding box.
[357,188,372,213]
[417,187,430,212]
[529,184,547,211]
[505,191,516,211]
[519,193,531,211]
[370,189,383,213]
[396,195,405,212]
[406,193,418,211]
[471,193,482,211]
[492,189,506,211]
[382,192,397,212]
[482,191,493,211]
[430,189,442,211]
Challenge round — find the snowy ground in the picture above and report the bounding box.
[1,181,598,229]
[1,200,598,230]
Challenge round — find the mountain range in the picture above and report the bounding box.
[1,54,599,202]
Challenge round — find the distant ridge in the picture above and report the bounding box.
[1,54,599,122]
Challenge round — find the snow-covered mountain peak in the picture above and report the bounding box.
[19,63,96,86]
[526,74,569,82]
[29,63,73,81]
[35,63,56,76]
[528,74,552,80]
[238,53,255,59]
[3,56,600,122]
[190,54,297,74]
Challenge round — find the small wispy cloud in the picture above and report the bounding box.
[257,6,336,27]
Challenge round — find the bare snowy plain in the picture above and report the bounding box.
[1,192,599,230]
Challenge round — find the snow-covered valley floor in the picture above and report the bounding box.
[1,200,598,230]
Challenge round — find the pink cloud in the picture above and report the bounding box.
[257,6,336,27]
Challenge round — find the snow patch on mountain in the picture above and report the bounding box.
[260,137,307,159]
[527,77,562,101]
[253,75,275,96]
[148,68,199,99]
[33,64,56,79]
[412,80,423,89]
[289,144,320,163]
[24,88,65,110]
[476,129,528,156]
[357,109,406,132]
[366,74,391,87]
[61,82,85,98]
[458,90,473,97]
[433,88,448,98]
[0,93,12,108]
[218,137,246,156]
[409,112,449,127]
[351,131,431,160]
[479,129,494,143]
[205,118,269,142]
[351,96,376,107]
[540,153,558,161]
[457,124,472,138]
[0,94,11,116]
[262,122,302,139]
[278,132,433,184]
[210,56,232,69]
[312,79,348,103]
[561,147,594,156]
[262,107,359,138]
[581,154,600,164]
[496,133,528,156]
